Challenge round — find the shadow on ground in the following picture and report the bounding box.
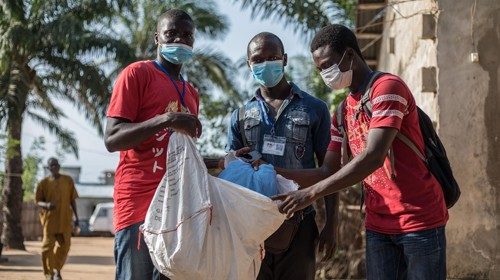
[67,255,115,266]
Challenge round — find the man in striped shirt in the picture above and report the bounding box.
[273,24,448,280]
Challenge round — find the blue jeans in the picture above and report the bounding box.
[114,221,169,280]
[366,226,446,280]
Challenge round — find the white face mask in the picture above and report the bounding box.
[320,50,353,90]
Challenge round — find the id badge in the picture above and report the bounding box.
[262,134,286,156]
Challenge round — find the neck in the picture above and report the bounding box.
[157,54,183,80]
[348,62,372,93]
[51,173,60,179]
[259,79,291,101]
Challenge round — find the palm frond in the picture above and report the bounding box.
[39,54,111,135]
[29,75,65,119]
[184,48,244,106]
[26,110,78,158]
[30,0,114,24]
[32,2,133,61]
[116,0,229,60]
[1,0,25,22]
[172,0,229,39]
[234,0,355,39]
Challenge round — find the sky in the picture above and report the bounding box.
[20,0,311,183]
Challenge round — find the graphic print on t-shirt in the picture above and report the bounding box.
[152,101,192,173]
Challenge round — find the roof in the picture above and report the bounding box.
[75,184,113,199]
[356,0,386,69]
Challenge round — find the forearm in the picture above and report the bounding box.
[105,115,168,152]
[311,151,383,200]
[71,201,79,221]
[324,193,339,227]
[275,166,332,189]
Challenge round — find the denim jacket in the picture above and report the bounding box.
[226,82,331,170]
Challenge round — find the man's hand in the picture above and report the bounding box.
[317,221,338,261]
[234,147,267,170]
[73,220,81,235]
[165,112,202,138]
[271,188,316,218]
[46,202,56,210]
[234,147,251,157]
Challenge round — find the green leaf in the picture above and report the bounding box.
[234,0,355,40]
[26,111,79,158]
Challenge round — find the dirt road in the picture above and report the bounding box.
[0,237,115,280]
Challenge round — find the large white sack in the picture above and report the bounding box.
[141,133,285,280]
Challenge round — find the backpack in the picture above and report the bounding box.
[336,71,461,208]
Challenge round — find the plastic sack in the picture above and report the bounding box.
[141,133,285,280]
[218,160,278,197]
[220,152,299,197]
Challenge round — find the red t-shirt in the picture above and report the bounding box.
[107,60,199,232]
[328,74,448,234]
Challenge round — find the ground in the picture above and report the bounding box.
[0,237,115,280]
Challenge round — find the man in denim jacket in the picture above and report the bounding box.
[226,32,339,280]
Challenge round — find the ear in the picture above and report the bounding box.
[247,59,251,69]
[346,47,356,60]
[283,53,288,67]
[154,32,159,45]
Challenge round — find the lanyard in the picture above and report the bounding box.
[258,91,294,136]
[153,60,186,108]
[258,100,277,136]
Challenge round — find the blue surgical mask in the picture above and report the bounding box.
[160,43,194,65]
[250,60,284,88]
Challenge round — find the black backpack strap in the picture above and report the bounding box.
[396,133,426,162]
[357,71,402,180]
[335,100,351,165]
[358,71,389,211]
[238,106,249,147]
[361,72,428,172]
[359,71,386,118]
[335,100,364,212]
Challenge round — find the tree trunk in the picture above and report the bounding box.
[1,111,26,250]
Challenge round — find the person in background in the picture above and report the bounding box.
[36,157,79,280]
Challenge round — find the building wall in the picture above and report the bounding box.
[377,0,439,122]
[436,0,500,278]
[377,0,500,278]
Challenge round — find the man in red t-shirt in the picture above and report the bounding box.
[273,25,448,279]
[104,9,202,280]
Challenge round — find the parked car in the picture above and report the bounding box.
[89,202,114,235]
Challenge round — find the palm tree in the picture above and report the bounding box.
[233,0,356,39]
[0,0,134,249]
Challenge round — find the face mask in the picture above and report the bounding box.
[160,43,194,65]
[320,51,353,90]
[250,60,285,88]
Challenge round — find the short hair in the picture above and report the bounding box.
[47,157,59,165]
[247,32,285,57]
[310,24,364,60]
[157,9,193,31]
